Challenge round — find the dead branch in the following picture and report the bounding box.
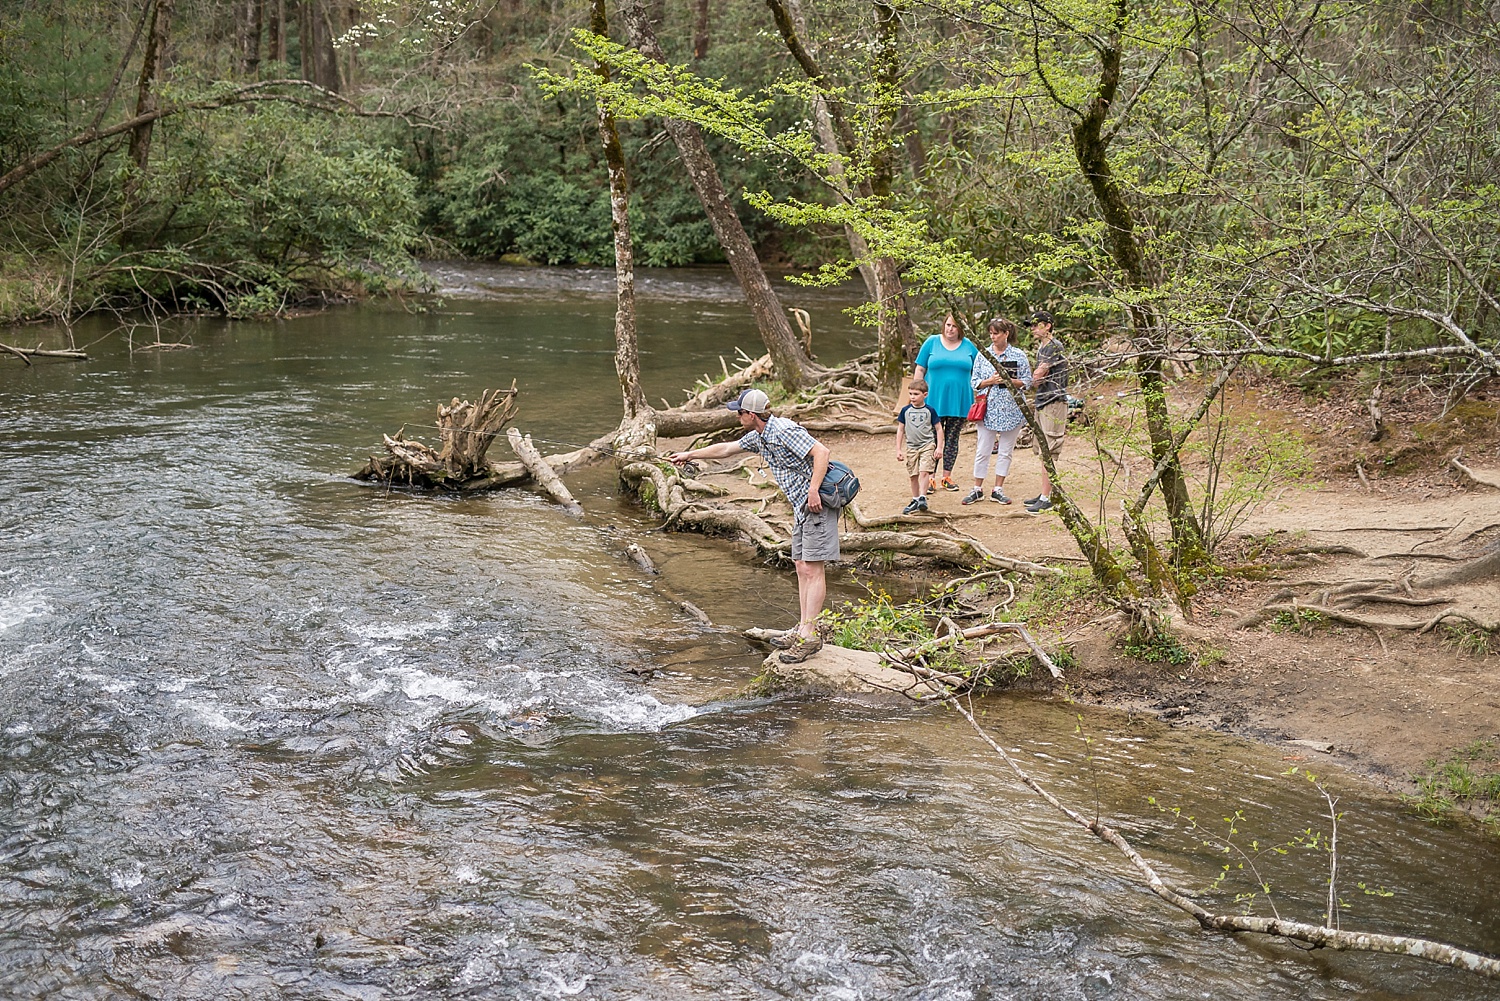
[507,428,582,515]
[624,543,656,574]
[886,622,1062,680]
[1,343,89,363]
[942,696,1500,980]
[882,653,969,688]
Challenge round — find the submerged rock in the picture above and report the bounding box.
[759,644,943,696]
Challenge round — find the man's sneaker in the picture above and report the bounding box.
[960,488,984,505]
[991,489,1011,504]
[941,477,960,491]
[1022,494,1044,506]
[916,496,929,512]
[902,498,922,515]
[1026,496,1054,513]
[778,633,824,664]
[767,630,798,649]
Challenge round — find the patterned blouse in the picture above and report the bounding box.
[970,345,1033,432]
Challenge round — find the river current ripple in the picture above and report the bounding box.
[1,269,1497,999]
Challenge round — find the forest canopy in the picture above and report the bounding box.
[1,0,1496,391]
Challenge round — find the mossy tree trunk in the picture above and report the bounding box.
[1065,5,1207,570]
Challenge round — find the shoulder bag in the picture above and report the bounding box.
[818,459,861,509]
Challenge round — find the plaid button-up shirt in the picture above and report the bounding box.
[739,415,820,522]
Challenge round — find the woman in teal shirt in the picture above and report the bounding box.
[913,313,980,491]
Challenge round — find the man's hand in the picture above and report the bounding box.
[667,451,693,466]
[805,483,823,513]
[896,449,905,462]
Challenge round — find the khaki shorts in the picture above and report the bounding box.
[904,443,937,477]
[792,504,841,562]
[1038,400,1067,457]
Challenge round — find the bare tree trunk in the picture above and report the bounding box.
[299,0,340,91]
[129,0,175,175]
[618,0,817,391]
[268,0,285,64]
[693,0,710,59]
[591,0,648,426]
[239,0,264,76]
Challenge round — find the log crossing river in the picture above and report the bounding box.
[1,265,1497,998]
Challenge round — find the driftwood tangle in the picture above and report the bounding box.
[354,383,519,488]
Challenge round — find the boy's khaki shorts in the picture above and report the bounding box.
[904,443,937,477]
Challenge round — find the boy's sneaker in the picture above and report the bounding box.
[767,630,798,649]
[941,477,960,491]
[991,489,1011,504]
[1026,496,1053,513]
[916,496,929,512]
[1022,494,1044,506]
[901,498,922,515]
[925,480,936,495]
[778,633,824,665]
[960,488,984,505]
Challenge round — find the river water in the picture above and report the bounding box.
[2,265,1496,999]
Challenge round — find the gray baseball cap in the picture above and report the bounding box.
[725,388,771,414]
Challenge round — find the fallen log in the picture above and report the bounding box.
[1,342,89,364]
[507,428,582,515]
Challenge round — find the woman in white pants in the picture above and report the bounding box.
[962,318,1033,506]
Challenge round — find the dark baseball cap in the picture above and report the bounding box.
[1027,310,1054,326]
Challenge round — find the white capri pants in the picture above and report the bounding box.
[972,425,1022,481]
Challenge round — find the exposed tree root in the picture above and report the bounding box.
[842,500,990,531]
[1236,546,1498,634]
[1281,544,1369,558]
[1450,450,1500,491]
[813,529,1049,572]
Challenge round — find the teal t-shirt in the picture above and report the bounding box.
[914,335,980,418]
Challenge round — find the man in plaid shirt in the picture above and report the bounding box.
[668,388,836,663]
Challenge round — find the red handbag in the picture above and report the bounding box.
[966,394,988,422]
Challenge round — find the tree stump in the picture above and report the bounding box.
[353,383,520,488]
